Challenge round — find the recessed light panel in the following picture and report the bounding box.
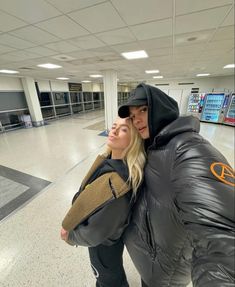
[0,69,19,74]
[37,63,62,69]
[223,64,235,69]
[56,77,69,80]
[145,70,159,74]
[121,50,148,60]
[89,74,103,78]
[196,73,210,77]
[153,75,163,79]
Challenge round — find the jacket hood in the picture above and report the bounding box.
[136,83,180,143]
[153,115,200,147]
[102,159,129,182]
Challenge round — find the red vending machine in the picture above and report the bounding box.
[223,93,235,126]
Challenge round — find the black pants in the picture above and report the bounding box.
[88,240,129,287]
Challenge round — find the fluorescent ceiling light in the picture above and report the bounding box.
[37,63,62,69]
[145,70,159,74]
[89,74,103,78]
[153,75,163,79]
[121,50,148,60]
[223,64,235,69]
[0,69,19,74]
[196,73,210,77]
[82,80,91,83]
[56,77,69,80]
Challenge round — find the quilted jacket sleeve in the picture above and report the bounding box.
[172,135,235,287]
[68,195,131,247]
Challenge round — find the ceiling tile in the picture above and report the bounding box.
[130,18,172,40]
[90,46,119,54]
[110,42,141,53]
[96,28,136,45]
[221,6,234,27]
[0,34,36,49]
[138,36,173,49]
[111,0,172,25]
[197,50,226,61]
[0,11,27,32]
[46,0,106,13]
[205,39,234,52]
[0,0,62,24]
[67,50,96,60]
[175,6,231,34]
[150,55,173,65]
[68,2,126,33]
[35,16,89,40]
[147,47,172,57]
[0,50,39,62]
[0,44,16,54]
[176,0,233,15]
[44,41,81,53]
[10,26,60,44]
[211,26,234,41]
[175,30,215,46]
[174,44,204,55]
[68,35,106,49]
[25,46,57,56]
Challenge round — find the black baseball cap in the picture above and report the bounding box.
[118,86,147,118]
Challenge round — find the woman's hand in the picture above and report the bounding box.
[60,227,69,241]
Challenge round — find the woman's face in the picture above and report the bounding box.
[107,117,131,153]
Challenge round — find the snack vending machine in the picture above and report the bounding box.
[187,93,205,119]
[223,93,235,126]
[201,93,225,123]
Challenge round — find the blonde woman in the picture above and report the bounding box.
[61,117,145,287]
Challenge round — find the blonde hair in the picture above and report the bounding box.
[106,119,146,194]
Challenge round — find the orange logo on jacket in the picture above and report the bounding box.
[210,162,235,187]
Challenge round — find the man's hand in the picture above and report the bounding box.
[60,227,69,241]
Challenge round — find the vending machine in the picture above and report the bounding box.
[223,93,235,126]
[201,93,226,123]
[187,93,205,119]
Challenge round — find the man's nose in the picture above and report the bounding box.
[133,117,141,125]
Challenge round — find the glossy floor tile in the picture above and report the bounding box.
[0,111,234,287]
[0,165,51,221]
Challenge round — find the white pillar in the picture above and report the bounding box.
[103,70,118,132]
[21,77,44,126]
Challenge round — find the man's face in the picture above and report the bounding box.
[129,106,149,139]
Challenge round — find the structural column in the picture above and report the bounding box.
[103,70,118,132]
[21,77,44,127]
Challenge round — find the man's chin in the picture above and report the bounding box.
[140,133,149,139]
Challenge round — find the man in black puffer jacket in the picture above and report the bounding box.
[118,83,235,287]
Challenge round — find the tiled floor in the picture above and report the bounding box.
[0,110,234,287]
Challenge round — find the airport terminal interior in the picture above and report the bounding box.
[0,0,234,286]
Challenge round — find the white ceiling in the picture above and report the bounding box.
[0,0,234,84]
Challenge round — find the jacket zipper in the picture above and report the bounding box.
[146,211,156,260]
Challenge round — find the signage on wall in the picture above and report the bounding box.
[68,83,82,92]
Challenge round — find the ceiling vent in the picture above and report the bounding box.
[155,83,169,86]
[178,82,194,85]
[51,54,76,61]
[19,67,34,70]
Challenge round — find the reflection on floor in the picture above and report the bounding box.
[0,110,234,287]
[84,120,105,131]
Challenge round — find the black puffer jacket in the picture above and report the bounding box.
[123,84,235,287]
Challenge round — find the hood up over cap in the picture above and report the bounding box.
[118,86,147,118]
[118,83,179,143]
